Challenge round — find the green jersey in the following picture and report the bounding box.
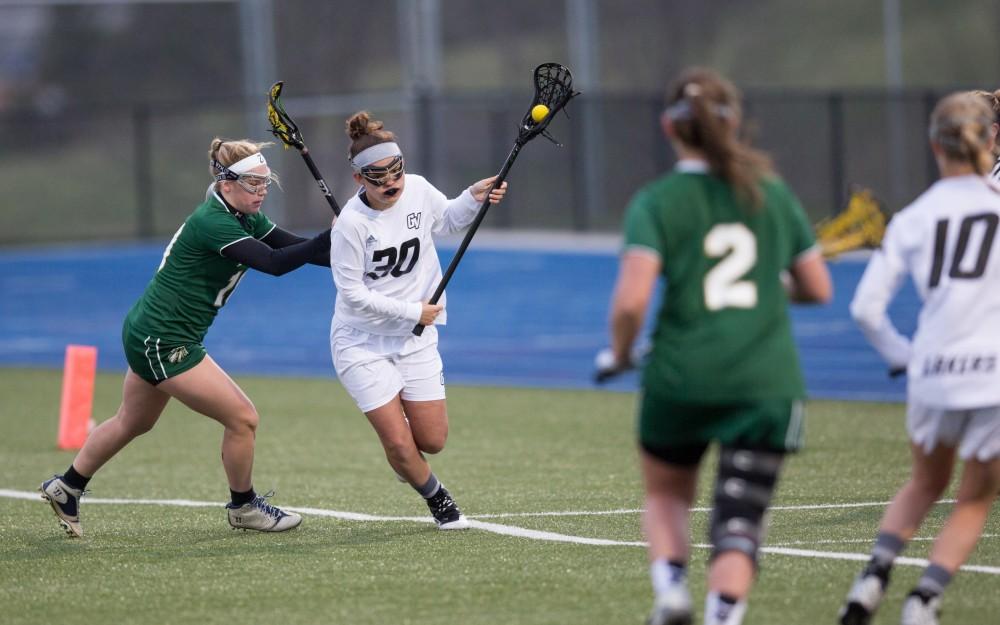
[624,164,816,402]
[126,193,276,344]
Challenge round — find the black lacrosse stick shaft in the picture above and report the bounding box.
[412,141,523,336]
[299,147,341,215]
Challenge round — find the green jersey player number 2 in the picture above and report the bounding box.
[602,67,832,625]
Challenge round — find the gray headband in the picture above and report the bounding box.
[663,100,733,122]
[350,142,402,171]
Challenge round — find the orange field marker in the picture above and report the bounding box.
[57,345,97,450]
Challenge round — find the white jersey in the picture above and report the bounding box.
[330,174,479,335]
[851,174,1000,408]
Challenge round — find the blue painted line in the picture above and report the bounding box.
[0,241,917,401]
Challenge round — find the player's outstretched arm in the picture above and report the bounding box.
[222,229,331,276]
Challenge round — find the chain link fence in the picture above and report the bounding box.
[0,0,988,245]
[0,87,948,245]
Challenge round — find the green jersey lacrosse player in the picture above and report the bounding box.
[41,138,332,537]
[599,68,831,625]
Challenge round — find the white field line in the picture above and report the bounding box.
[6,489,997,574]
[769,535,998,547]
[473,498,958,518]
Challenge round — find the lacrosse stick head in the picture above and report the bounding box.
[267,81,305,150]
[517,63,579,144]
[817,187,887,258]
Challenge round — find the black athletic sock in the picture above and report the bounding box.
[63,464,90,491]
[230,488,256,506]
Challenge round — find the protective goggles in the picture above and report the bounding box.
[212,159,274,194]
[359,156,404,187]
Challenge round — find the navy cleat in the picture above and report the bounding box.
[40,475,84,538]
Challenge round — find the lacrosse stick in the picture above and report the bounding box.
[267,81,340,215]
[816,187,886,258]
[413,62,579,335]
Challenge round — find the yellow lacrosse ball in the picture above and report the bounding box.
[531,104,550,123]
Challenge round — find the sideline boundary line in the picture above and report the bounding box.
[5,488,996,575]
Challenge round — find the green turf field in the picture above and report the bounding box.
[1,368,997,625]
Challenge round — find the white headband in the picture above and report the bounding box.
[350,142,402,171]
[229,152,268,175]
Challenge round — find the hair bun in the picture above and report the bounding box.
[346,111,374,141]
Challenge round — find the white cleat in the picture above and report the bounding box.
[226,491,302,532]
[839,572,886,625]
[900,592,941,625]
[647,583,693,625]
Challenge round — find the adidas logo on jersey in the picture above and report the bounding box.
[366,235,377,248]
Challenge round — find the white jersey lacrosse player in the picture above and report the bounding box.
[330,171,478,410]
[841,91,1000,625]
[329,112,508,531]
[851,174,1000,423]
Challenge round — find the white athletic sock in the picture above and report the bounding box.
[651,558,687,596]
[704,591,747,625]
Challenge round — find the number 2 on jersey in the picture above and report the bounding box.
[703,223,758,311]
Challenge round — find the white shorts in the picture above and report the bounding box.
[907,402,1000,461]
[331,321,445,413]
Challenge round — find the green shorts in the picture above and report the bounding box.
[637,392,805,454]
[122,317,206,385]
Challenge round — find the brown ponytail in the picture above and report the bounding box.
[664,68,773,209]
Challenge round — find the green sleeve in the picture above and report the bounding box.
[622,189,665,257]
[189,209,257,255]
[776,182,816,258]
[250,212,277,239]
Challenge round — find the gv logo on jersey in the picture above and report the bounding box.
[407,212,422,230]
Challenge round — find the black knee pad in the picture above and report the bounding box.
[708,446,784,565]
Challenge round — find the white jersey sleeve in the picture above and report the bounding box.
[849,224,913,370]
[853,175,1000,409]
[433,187,479,235]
